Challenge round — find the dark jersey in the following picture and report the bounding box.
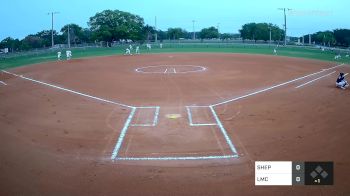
[337,75,344,83]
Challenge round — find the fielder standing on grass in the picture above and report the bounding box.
[336,72,349,90]
[57,51,61,60]
[66,50,72,60]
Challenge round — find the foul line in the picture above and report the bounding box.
[1,70,133,108]
[209,106,238,155]
[295,71,336,89]
[111,107,136,160]
[0,81,7,85]
[211,64,344,107]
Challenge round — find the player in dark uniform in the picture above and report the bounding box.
[336,72,349,89]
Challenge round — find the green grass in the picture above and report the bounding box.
[0,44,349,70]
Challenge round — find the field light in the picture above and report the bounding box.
[192,20,196,40]
[278,8,292,46]
[47,11,60,48]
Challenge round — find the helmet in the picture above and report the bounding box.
[340,72,344,76]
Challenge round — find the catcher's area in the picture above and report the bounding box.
[0,53,349,195]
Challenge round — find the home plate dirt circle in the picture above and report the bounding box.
[135,65,207,74]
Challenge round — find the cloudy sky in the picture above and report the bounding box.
[1,0,349,40]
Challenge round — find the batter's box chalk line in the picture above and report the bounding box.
[111,105,239,161]
[129,106,160,127]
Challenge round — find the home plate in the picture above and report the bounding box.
[165,114,181,119]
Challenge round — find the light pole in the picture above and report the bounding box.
[67,24,71,48]
[155,16,158,43]
[192,20,196,40]
[278,8,291,46]
[217,23,220,39]
[47,12,59,48]
[268,26,272,46]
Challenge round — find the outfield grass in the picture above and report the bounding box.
[0,44,349,70]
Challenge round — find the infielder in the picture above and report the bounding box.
[336,72,349,90]
[334,54,341,60]
[57,51,61,60]
[124,48,132,55]
[273,48,277,55]
[135,46,140,54]
[66,50,72,60]
[160,43,163,49]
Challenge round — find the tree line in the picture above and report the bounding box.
[1,9,350,52]
[301,29,350,47]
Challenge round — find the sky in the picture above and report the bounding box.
[1,0,349,40]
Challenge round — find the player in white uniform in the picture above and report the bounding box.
[57,51,61,60]
[160,43,163,49]
[66,50,72,60]
[135,46,140,54]
[273,48,277,55]
[146,44,151,50]
[125,48,132,55]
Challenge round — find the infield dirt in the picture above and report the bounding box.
[0,53,349,195]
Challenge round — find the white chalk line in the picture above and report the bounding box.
[111,107,136,159]
[0,81,7,85]
[130,106,160,127]
[209,106,238,155]
[186,106,217,126]
[135,65,206,74]
[115,155,238,161]
[1,70,133,108]
[211,64,344,107]
[295,71,336,89]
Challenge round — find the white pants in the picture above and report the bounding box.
[336,80,349,88]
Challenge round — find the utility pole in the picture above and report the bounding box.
[278,8,291,46]
[47,12,59,48]
[67,24,71,48]
[309,34,311,45]
[192,20,196,40]
[217,23,220,39]
[155,16,158,43]
[268,25,272,46]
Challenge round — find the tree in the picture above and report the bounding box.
[0,37,21,52]
[239,23,283,42]
[157,30,168,41]
[221,33,234,40]
[311,31,336,46]
[143,25,155,42]
[88,9,144,42]
[34,30,52,47]
[61,24,84,45]
[167,28,186,40]
[333,29,350,47]
[199,27,219,39]
[21,35,43,49]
